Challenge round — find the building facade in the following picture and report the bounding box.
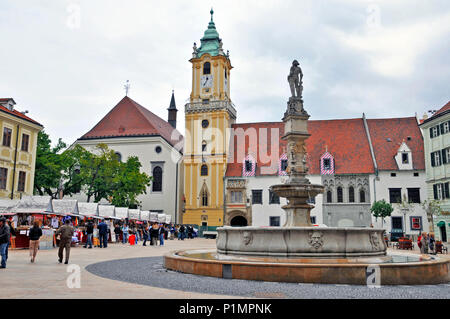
[182,9,236,228]
[0,98,43,200]
[419,101,450,242]
[72,95,184,222]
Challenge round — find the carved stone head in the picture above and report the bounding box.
[308,231,323,249]
[242,231,253,246]
[370,232,380,250]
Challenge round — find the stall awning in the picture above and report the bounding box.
[437,221,446,227]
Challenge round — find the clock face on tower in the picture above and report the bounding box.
[201,75,213,88]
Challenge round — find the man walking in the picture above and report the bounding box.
[84,220,94,249]
[0,217,10,268]
[98,220,108,248]
[56,218,74,264]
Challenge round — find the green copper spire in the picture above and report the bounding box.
[195,8,226,58]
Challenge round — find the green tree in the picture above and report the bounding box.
[110,156,152,208]
[370,199,394,227]
[34,130,67,197]
[421,199,441,232]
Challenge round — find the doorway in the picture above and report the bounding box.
[439,224,447,242]
[230,216,248,227]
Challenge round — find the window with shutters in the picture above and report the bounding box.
[407,188,420,203]
[431,151,442,166]
[430,126,440,138]
[442,122,450,134]
[433,183,447,200]
[443,148,450,165]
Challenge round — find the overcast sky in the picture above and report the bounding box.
[1,0,449,145]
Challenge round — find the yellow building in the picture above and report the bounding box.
[182,9,236,228]
[0,98,43,199]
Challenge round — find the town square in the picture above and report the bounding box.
[0,0,449,307]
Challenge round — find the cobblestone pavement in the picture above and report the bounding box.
[2,238,449,299]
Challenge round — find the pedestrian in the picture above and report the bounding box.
[55,218,74,264]
[28,221,42,263]
[0,217,10,269]
[159,224,165,246]
[151,223,159,246]
[114,223,121,243]
[420,232,428,254]
[142,223,149,246]
[179,225,185,241]
[84,220,94,249]
[98,220,108,248]
[429,232,436,255]
[122,224,129,244]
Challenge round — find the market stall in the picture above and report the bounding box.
[52,199,84,245]
[150,212,158,223]
[165,215,172,224]
[11,196,55,249]
[157,213,167,224]
[99,205,115,242]
[140,210,150,222]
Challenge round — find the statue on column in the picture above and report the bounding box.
[287,60,303,99]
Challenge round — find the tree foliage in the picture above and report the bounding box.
[370,199,394,224]
[34,133,151,208]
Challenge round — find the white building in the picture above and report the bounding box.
[224,115,428,240]
[71,94,184,223]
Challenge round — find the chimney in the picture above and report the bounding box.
[167,90,178,129]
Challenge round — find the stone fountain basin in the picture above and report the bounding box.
[270,183,324,200]
[216,226,387,258]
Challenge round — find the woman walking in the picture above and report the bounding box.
[420,232,428,254]
[28,221,42,263]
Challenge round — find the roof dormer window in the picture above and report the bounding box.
[402,153,409,164]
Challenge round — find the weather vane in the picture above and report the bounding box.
[124,80,130,96]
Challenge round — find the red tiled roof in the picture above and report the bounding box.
[225,116,424,177]
[226,118,375,176]
[366,117,424,171]
[431,101,450,118]
[0,103,42,127]
[78,96,183,148]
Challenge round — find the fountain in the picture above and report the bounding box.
[165,60,450,285]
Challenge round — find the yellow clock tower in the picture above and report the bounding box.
[183,9,236,229]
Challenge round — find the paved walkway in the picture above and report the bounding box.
[1,239,449,299]
[1,238,237,299]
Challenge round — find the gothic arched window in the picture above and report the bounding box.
[337,187,343,203]
[203,62,211,75]
[201,188,209,207]
[152,166,162,192]
[201,164,208,176]
[360,189,366,203]
[327,190,332,203]
[349,186,355,203]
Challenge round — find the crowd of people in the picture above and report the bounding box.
[418,231,437,254]
[0,215,199,268]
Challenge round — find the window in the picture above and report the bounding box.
[152,166,162,192]
[155,146,162,154]
[389,188,402,203]
[323,158,331,170]
[413,172,419,177]
[21,134,29,152]
[201,120,209,128]
[402,153,409,164]
[269,190,280,204]
[442,148,450,165]
[433,183,449,200]
[245,160,253,172]
[360,189,366,203]
[203,62,211,74]
[18,171,26,192]
[269,216,280,226]
[348,186,355,203]
[0,168,7,189]
[407,188,420,203]
[202,141,207,152]
[326,190,332,203]
[280,159,288,172]
[337,187,343,203]
[114,152,122,162]
[252,190,263,204]
[391,173,397,177]
[441,121,450,135]
[200,164,208,176]
[392,216,403,230]
[230,191,243,203]
[430,126,440,138]
[310,216,317,224]
[431,151,441,166]
[201,188,208,207]
[2,128,12,147]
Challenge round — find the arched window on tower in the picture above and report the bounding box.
[337,186,343,203]
[202,140,207,152]
[201,164,208,176]
[200,186,209,207]
[203,62,211,75]
[349,186,355,203]
[152,166,162,192]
